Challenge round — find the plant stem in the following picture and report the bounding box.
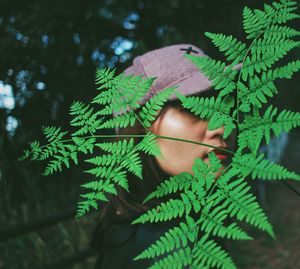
[39,133,235,155]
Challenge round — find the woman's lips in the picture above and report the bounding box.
[215,154,228,161]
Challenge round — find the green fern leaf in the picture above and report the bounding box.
[238,105,300,151]
[76,191,108,217]
[135,132,163,158]
[85,154,121,167]
[95,137,135,155]
[191,235,237,269]
[243,1,299,40]
[42,126,68,143]
[99,110,136,129]
[199,200,252,240]
[139,87,177,128]
[175,91,236,139]
[232,152,300,180]
[81,179,117,195]
[143,172,193,203]
[95,68,118,91]
[214,177,275,238]
[148,247,193,269]
[204,32,247,65]
[134,216,197,261]
[185,55,238,97]
[119,148,143,179]
[264,24,300,39]
[70,101,104,135]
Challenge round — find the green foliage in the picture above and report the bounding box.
[20,0,300,268]
[175,91,236,139]
[139,86,177,128]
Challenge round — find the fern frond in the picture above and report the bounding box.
[85,165,116,178]
[238,105,300,152]
[251,38,300,56]
[148,246,193,269]
[85,153,121,167]
[204,32,247,65]
[215,177,275,238]
[95,68,118,91]
[175,91,236,139]
[199,200,252,240]
[109,167,129,191]
[133,191,202,224]
[134,216,197,261]
[243,1,299,40]
[192,159,215,191]
[132,199,185,224]
[241,40,299,81]
[72,137,96,154]
[239,61,300,112]
[143,172,193,203]
[98,110,136,129]
[81,179,117,195]
[42,126,68,143]
[264,24,300,39]
[139,87,177,128]
[135,132,163,158]
[119,148,143,179]
[43,149,72,175]
[110,74,155,116]
[232,152,300,180]
[94,70,155,116]
[76,191,108,217]
[27,141,43,160]
[95,137,135,155]
[70,101,104,136]
[191,234,237,269]
[185,55,238,97]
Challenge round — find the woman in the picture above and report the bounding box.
[92,44,234,269]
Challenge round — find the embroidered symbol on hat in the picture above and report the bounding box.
[180,46,199,54]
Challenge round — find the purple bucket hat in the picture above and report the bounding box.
[112,44,238,134]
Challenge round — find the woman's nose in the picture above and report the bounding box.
[206,125,225,138]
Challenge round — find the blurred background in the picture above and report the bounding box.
[0,0,299,268]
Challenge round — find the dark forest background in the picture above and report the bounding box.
[0,0,299,268]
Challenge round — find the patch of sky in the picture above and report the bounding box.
[119,52,131,63]
[6,116,18,136]
[16,70,29,89]
[123,12,140,30]
[40,65,48,75]
[99,7,113,19]
[16,32,22,41]
[15,70,33,97]
[73,33,81,45]
[91,48,106,63]
[9,16,15,24]
[111,37,134,56]
[76,54,84,65]
[7,69,14,76]
[36,82,46,91]
[107,55,119,69]
[15,31,30,44]
[41,34,49,45]
[156,25,168,37]
[0,81,15,110]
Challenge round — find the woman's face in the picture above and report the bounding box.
[149,103,231,177]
